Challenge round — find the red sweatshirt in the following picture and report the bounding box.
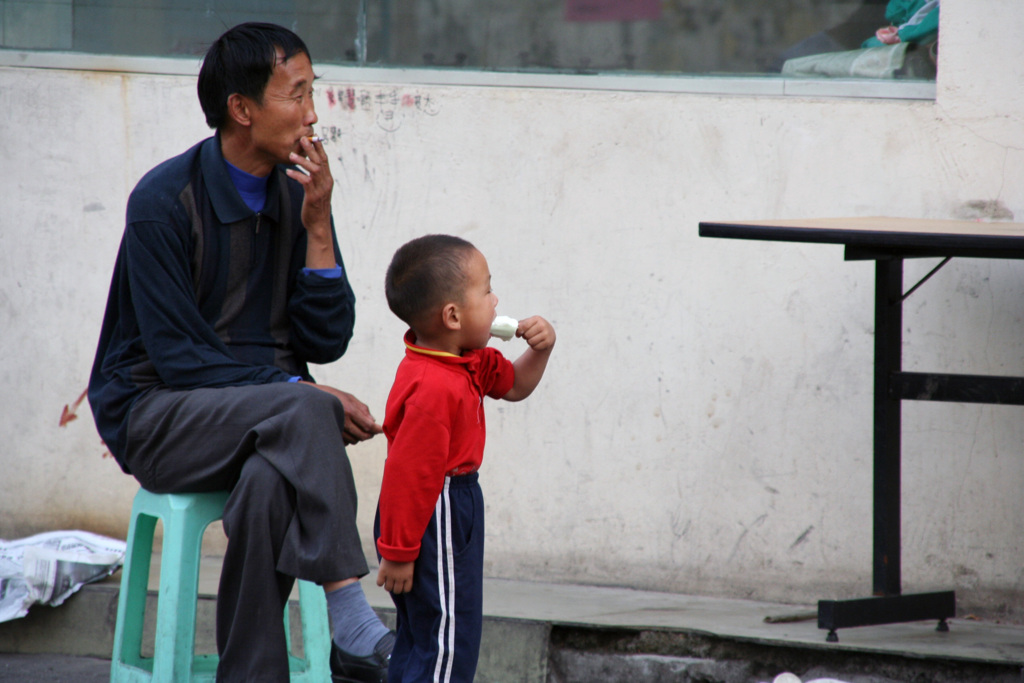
[376,331,515,563]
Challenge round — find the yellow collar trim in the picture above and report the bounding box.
[405,339,460,358]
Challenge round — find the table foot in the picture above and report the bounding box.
[818,590,955,641]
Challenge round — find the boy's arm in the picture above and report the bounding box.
[376,399,451,591]
[377,559,415,594]
[503,316,556,402]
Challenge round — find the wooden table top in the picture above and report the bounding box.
[699,217,1024,258]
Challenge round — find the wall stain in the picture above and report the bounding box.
[954,200,1014,221]
[789,525,814,549]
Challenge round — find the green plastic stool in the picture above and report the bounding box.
[110,489,332,682]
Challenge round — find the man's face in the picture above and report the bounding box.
[247,50,318,166]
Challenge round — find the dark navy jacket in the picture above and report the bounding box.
[88,136,356,471]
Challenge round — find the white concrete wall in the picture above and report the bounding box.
[2,0,1022,620]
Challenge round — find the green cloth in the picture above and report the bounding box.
[862,0,938,47]
[885,0,930,25]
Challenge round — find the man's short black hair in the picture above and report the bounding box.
[386,235,477,329]
[197,22,311,130]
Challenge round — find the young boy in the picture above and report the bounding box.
[375,234,555,682]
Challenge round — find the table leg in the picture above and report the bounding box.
[873,257,903,597]
[817,257,954,642]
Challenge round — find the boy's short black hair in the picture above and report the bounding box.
[197,22,311,130]
[386,234,477,329]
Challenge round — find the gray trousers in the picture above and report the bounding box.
[124,382,369,682]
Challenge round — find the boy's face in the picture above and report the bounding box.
[457,248,499,350]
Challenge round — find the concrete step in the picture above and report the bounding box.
[2,563,1023,682]
[0,579,551,682]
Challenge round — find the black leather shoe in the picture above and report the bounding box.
[330,630,395,683]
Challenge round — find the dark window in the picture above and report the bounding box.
[0,0,938,80]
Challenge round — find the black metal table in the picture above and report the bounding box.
[698,216,1024,642]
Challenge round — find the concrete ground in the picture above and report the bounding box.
[1,555,1022,682]
[0,653,110,682]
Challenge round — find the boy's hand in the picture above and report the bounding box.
[377,559,415,594]
[517,315,556,352]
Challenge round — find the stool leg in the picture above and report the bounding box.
[295,580,332,681]
[112,491,231,683]
[151,504,204,681]
[111,511,157,676]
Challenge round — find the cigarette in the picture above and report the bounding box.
[307,136,325,143]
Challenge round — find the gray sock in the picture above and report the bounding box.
[326,581,390,657]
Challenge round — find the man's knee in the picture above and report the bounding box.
[223,455,294,538]
[237,453,286,491]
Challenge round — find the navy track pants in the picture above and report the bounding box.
[376,473,484,683]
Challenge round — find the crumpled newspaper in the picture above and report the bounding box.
[0,530,126,622]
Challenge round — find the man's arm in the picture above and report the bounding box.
[287,254,356,365]
[288,136,335,270]
[282,138,384,444]
[285,136,359,364]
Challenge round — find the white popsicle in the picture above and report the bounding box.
[490,315,518,341]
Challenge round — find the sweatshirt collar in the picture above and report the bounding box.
[200,135,284,225]
[403,329,471,364]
